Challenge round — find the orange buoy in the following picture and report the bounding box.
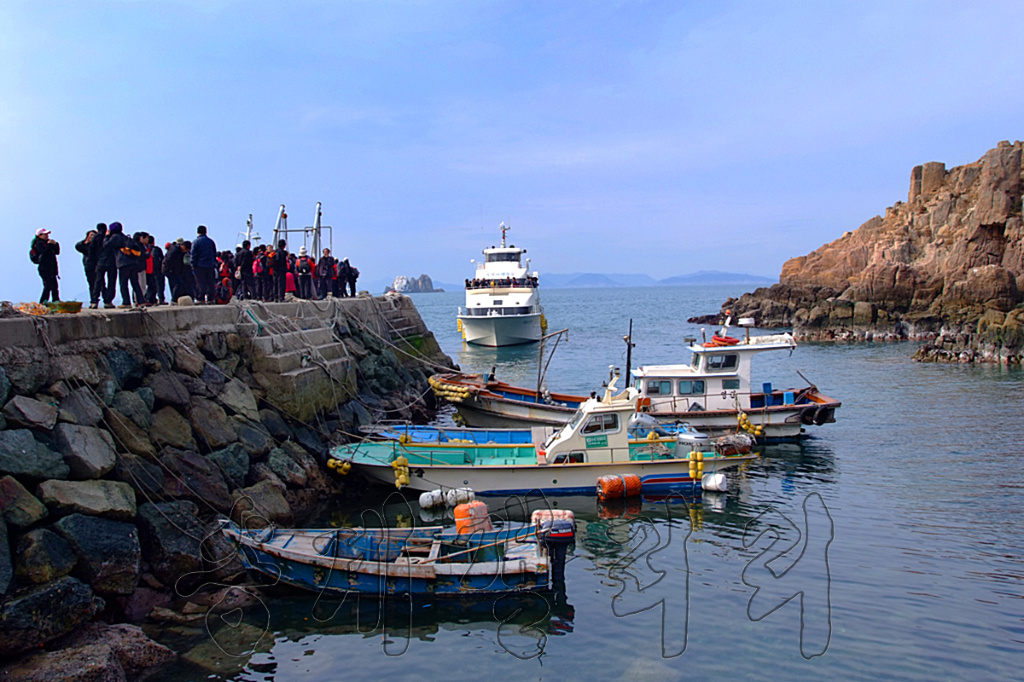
[711,334,740,346]
[596,474,642,501]
[454,500,493,534]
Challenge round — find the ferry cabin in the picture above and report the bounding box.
[632,334,798,415]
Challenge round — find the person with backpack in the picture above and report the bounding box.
[316,248,335,299]
[162,238,186,302]
[143,235,165,305]
[115,227,144,308]
[295,245,315,299]
[254,245,272,300]
[336,257,350,298]
[344,258,359,297]
[30,228,61,303]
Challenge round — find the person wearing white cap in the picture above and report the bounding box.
[296,245,314,299]
[30,228,61,303]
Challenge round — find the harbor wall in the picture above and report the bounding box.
[0,295,454,677]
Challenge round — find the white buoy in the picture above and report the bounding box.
[444,487,475,507]
[701,472,728,492]
[418,489,445,509]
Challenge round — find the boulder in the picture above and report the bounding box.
[0,475,48,530]
[14,528,77,584]
[111,390,152,431]
[0,365,10,404]
[173,371,214,398]
[0,576,104,656]
[135,386,155,412]
[0,643,127,682]
[217,378,259,421]
[52,622,177,677]
[201,519,245,581]
[231,417,272,458]
[291,424,327,461]
[105,349,145,389]
[112,452,165,501]
[59,387,104,427]
[182,622,271,676]
[135,500,204,590]
[231,479,292,527]
[173,345,205,377]
[0,429,70,481]
[105,407,157,458]
[116,585,172,622]
[53,423,117,479]
[200,363,228,394]
[208,443,250,489]
[188,397,237,451]
[143,371,191,410]
[53,514,141,595]
[266,447,307,487]
[259,408,293,442]
[3,395,59,430]
[37,479,137,521]
[149,405,198,451]
[0,516,10,595]
[161,448,233,512]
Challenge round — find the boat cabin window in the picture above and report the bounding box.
[706,354,738,370]
[582,413,619,434]
[722,379,740,390]
[553,452,585,464]
[678,380,705,395]
[691,354,700,370]
[486,252,520,263]
[646,380,672,396]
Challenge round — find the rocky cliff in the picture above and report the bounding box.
[705,140,1024,363]
[0,297,454,678]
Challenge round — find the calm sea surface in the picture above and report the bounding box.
[174,286,1024,680]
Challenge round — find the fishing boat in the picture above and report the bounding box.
[457,222,546,347]
[218,505,575,597]
[429,319,841,442]
[330,377,757,496]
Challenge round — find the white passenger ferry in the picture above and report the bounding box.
[457,223,546,347]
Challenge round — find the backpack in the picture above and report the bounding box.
[120,245,142,257]
[254,254,266,275]
[297,258,311,275]
[29,246,41,264]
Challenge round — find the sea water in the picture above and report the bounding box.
[171,286,1024,680]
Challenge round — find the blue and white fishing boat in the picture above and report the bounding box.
[330,377,757,496]
[219,508,575,597]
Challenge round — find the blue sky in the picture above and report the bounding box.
[2,1,1023,302]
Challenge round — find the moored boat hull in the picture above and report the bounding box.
[459,312,543,347]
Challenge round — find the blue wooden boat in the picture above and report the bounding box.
[219,511,575,597]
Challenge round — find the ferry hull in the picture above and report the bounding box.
[459,313,543,347]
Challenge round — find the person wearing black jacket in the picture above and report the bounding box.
[77,223,106,309]
[95,222,123,308]
[148,238,165,305]
[235,240,254,300]
[115,227,144,307]
[30,228,60,303]
[162,239,186,302]
[316,248,335,299]
[270,240,288,302]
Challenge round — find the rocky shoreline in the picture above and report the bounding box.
[695,140,1024,363]
[0,297,453,679]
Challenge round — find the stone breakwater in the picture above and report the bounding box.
[0,295,454,679]
[697,140,1024,363]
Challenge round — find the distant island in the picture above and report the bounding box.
[384,274,443,294]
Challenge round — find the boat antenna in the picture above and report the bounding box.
[499,221,509,247]
[623,319,635,390]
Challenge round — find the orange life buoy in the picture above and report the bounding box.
[711,334,740,346]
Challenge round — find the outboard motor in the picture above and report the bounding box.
[532,510,575,585]
[673,424,711,454]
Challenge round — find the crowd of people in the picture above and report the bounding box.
[464,276,538,289]
[30,223,361,307]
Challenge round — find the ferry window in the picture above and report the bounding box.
[486,253,520,263]
[691,354,700,370]
[706,354,738,370]
[647,380,672,395]
[722,379,740,390]
[493,300,503,305]
[678,380,705,395]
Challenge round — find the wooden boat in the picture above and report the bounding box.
[219,507,576,597]
[429,323,841,442]
[330,378,757,496]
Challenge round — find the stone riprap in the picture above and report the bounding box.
[0,296,454,676]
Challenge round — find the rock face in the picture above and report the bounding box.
[387,274,439,293]
[53,423,117,480]
[38,479,137,521]
[713,141,1024,362]
[53,514,141,596]
[0,576,104,656]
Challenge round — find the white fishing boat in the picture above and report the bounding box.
[429,318,841,442]
[457,223,545,347]
[330,376,757,496]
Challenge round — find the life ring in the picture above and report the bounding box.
[711,335,740,346]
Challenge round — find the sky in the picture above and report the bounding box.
[2,0,1023,302]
